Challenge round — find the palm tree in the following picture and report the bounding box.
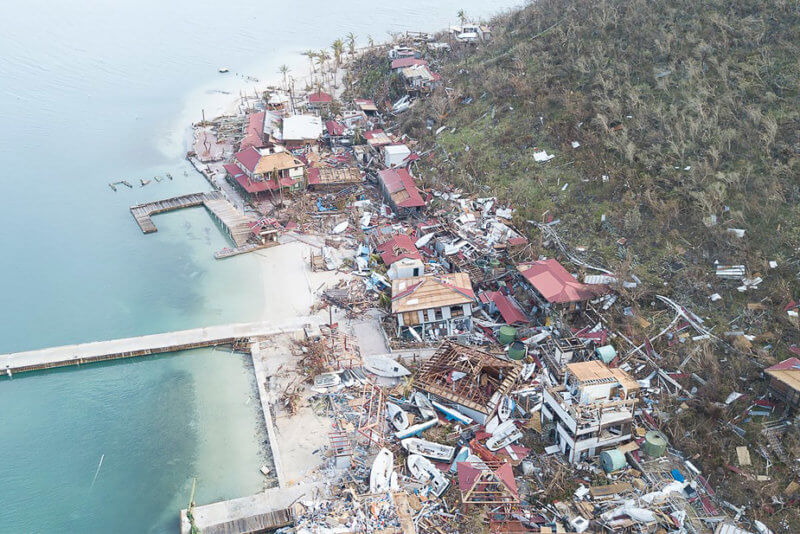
[457,9,467,25]
[278,64,290,90]
[332,39,344,70]
[367,35,374,48]
[302,50,316,76]
[346,32,356,59]
[316,49,331,89]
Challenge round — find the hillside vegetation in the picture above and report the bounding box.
[349,0,800,528]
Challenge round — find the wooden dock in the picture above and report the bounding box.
[0,319,311,375]
[130,191,257,248]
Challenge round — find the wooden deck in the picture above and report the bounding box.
[130,191,257,247]
[0,319,311,375]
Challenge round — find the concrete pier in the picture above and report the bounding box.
[0,319,312,375]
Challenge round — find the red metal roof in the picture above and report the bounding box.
[233,146,262,173]
[223,163,245,178]
[391,57,428,70]
[241,111,265,149]
[308,91,332,103]
[377,234,422,265]
[480,291,529,324]
[456,462,518,500]
[766,357,800,372]
[517,259,608,304]
[325,120,345,136]
[378,168,425,208]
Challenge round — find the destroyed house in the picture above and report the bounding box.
[280,115,323,152]
[377,168,425,216]
[376,234,424,280]
[401,64,441,93]
[227,147,305,198]
[478,291,529,325]
[517,259,609,311]
[391,273,475,340]
[306,166,362,191]
[364,129,392,149]
[542,360,639,464]
[415,341,521,423]
[354,98,379,116]
[391,57,428,71]
[241,111,266,150]
[458,461,519,505]
[765,358,800,409]
[307,90,332,109]
[542,336,591,380]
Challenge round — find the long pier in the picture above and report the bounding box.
[130,191,256,247]
[0,319,311,375]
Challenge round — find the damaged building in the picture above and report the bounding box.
[391,273,476,340]
[415,341,522,424]
[542,360,639,464]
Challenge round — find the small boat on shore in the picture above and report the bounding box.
[363,355,410,378]
[386,402,409,431]
[407,454,449,497]
[412,391,437,419]
[395,416,438,439]
[485,415,500,434]
[314,372,340,389]
[401,438,455,462]
[370,448,394,494]
[450,446,470,473]
[431,400,473,425]
[497,395,515,422]
[486,420,523,451]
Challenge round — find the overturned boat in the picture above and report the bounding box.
[497,395,515,422]
[395,416,438,439]
[407,454,449,497]
[401,438,455,462]
[386,402,410,431]
[486,420,523,451]
[431,400,473,425]
[363,355,410,378]
[370,448,395,494]
[412,391,437,419]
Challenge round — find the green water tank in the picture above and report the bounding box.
[497,325,517,345]
[641,431,668,458]
[595,344,617,363]
[508,341,527,361]
[600,448,627,473]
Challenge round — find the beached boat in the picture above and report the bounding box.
[486,420,523,451]
[394,417,438,439]
[485,415,500,434]
[521,362,537,381]
[407,454,449,497]
[412,391,437,419]
[497,395,515,422]
[369,448,394,494]
[386,402,410,431]
[338,369,355,387]
[401,438,455,462]
[363,355,410,378]
[313,372,341,389]
[431,400,473,425]
[332,221,349,234]
[450,446,470,473]
[259,465,271,476]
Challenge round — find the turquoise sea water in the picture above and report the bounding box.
[0,0,519,532]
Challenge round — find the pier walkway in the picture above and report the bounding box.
[0,319,312,375]
[130,191,256,247]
